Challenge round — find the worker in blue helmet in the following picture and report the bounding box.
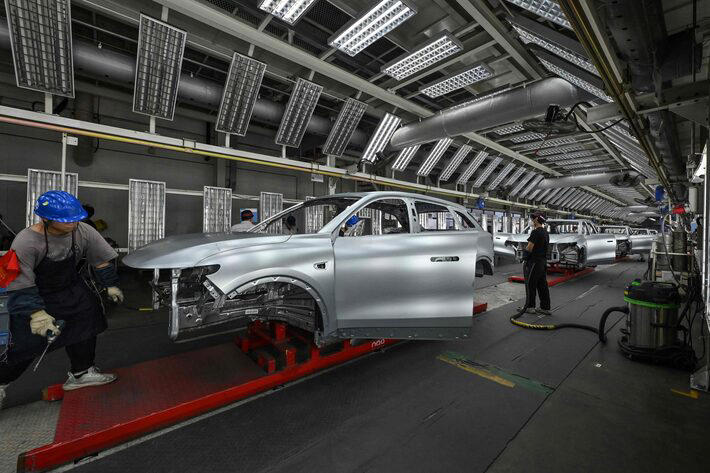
[0,191,121,408]
[339,215,361,237]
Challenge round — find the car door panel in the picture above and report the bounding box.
[585,234,617,264]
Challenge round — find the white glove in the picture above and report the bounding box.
[107,286,124,304]
[30,310,60,338]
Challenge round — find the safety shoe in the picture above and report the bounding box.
[0,384,7,410]
[537,308,552,316]
[63,367,117,391]
[517,307,537,314]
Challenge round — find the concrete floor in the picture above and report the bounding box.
[2,260,708,473]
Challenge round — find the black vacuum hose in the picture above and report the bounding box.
[597,306,629,343]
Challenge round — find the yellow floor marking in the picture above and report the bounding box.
[437,355,515,388]
[671,388,699,399]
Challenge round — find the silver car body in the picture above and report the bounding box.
[494,219,617,268]
[628,227,657,254]
[123,192,494,344]
[598,225,632,257]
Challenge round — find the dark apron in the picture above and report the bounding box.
[8,229,106,362]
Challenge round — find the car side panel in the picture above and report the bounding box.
[629,234,655,254]
[585,234,617,264]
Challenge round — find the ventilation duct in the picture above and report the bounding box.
[538,171,642,189]
[0,22,368,148]
[389,78,590,149]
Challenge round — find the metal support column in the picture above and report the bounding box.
[60,133,67,189]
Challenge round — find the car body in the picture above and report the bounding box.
[599,225,656,256]
[598,225,632,257]
[494,219,618,268]
[122,192,494,344]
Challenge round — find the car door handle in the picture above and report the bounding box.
[606,240,614,243]
[431,256,460,262]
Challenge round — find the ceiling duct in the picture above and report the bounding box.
[538,171,642,189]
[389,78,590,150]
[0,22,368,148]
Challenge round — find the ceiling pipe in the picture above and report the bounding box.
[0,22,368,148]
[538,171,642,189]
[389,78,590,150]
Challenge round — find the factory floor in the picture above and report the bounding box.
[2,260,709,473]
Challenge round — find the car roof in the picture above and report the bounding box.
[310,191,466,211]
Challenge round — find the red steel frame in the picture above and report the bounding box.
[508,265,594,287]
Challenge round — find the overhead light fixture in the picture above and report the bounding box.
[527,185,549,201]
[512,24,597,75]
[536,144,586,156]
[361,113,402,162]
[540,187,564,203]
[509,132,546,143]
[518,136,577,150]
[133,14,187,120]
[417,138,453,177]
[5,0,74,97]
[420,63,493,98]
[503,166,526,188]
[472,156,503,188]
[509,170,537,196]
[391,145,421,171]
[543,150,596,161]
[440,144,472,181]
[329,0,417,57]
[538,58,612,102]
[275,78,323,148]
[487,162,516,191]
[518,174,544,199]
[503,0,572,29]
[322,98,367,157]
[216,53,266,136]
[258,0,317,25]
[456,150,488,184]
[382,32,463,80]
[492,123,525,136]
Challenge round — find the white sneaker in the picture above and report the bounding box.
[0,384,7,410]
[63,367,117,391]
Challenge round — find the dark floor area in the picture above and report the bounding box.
[54,260,708,473]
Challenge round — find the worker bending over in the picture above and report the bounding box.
[0,191,122,409]
[522,212,551,315]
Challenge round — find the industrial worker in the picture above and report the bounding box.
[284,215,298,235]
[522,212,551,315]
[0,191,122,409]
[231,209,255,232]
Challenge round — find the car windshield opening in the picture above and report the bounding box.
[255,196,360,235]
[548,221,580,234]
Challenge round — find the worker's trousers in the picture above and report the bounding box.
[524,258,551,311]
[0,336,97,385]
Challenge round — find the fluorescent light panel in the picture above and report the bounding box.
[420,64,493,98]
[440,144,472,181]
[493,123,525,135]
[391,144,421,171]
[510,132,545,143]
[487,162,516,191]
[322,98,367,157]
[5,0,74,97]
[216,53,266,136]
[472,156,503,188]
[509,170,537,196]
[535,144,585,156]
[504,0,572,29]
[519,174,544,199]
[456,150,488,184]
[512,24,597,75]
[417,138,453,177]
[518,136,577,150]
[503,166,526,187]
[361,113,402,162]
[539,58,612,102]
[329,0,417,57]
[133,15,186,120]
[275,78,323,148]
[543,150,595,160]
[258,0,316,25]
[383,32,462,80]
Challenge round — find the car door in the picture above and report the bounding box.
[333,197,477,340]
[584,222,617,264]
[629,229,654,253]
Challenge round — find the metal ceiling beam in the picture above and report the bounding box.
[453,0,544,80]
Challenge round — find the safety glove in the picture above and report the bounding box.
[107,286,124,304]
[30,310,61,337]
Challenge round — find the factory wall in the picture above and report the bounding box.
[0,88,352,247]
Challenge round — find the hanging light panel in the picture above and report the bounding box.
[391,145,421,171]
[275,78,323,148]
[509,170,537,196]
[417,138,453,177]
[328,0,417,57]
[258,0,317,25]
[503,0,572,29]
[420,63,493,98]
[322,98,367,157]
[486,162,516,191]
[382,32,462,80]
[361,113,402,162]
[456,150,489,184]
[472,156,503,188]
[512,24,597,75]
[216,53,266,136]
[440,144,472,181]
[492,123,525,135]
[5,0,74,97]
[503,166,526,188]
[538,58,612,102]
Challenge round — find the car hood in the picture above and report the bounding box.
[122,232,290,269]
[549,235,581,244]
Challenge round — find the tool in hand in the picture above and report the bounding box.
[33,320,65,372]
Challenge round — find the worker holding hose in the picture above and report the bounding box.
[522,212,551,316]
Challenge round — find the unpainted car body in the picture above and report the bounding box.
[598,225,632,257]
[494,219,618,268]
[628,228,658,254]
[123,192,494,344]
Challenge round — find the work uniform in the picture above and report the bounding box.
[231,220,254,232]
[524,225,551,311]
[0,223,117,383]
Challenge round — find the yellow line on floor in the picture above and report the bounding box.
[436,354,515,388]
[671,388,699,399]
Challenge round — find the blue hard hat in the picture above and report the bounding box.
[346,215,360,227]
[34,190,88,223]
